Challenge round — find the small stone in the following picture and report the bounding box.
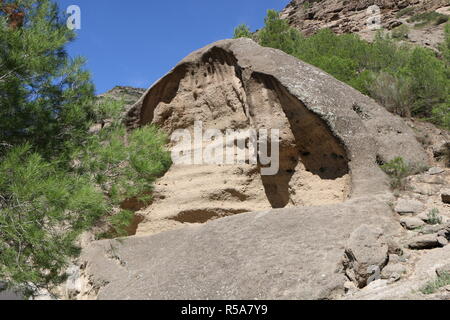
[442,189,450,204]
[436,264,450,277]
[400,217,425,230]
[381,263,406,279]
[388,272,401,284]
[343,225,388,288]
[409,183,441,196]
[408,234,439,250]
[437,236,449,247]
[420,224,445,234]
[344,281,358,294]
[394,199,425,215]
[428,167,444,175]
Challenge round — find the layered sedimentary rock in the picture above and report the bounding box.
[124,38,427,236]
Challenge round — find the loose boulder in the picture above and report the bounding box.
[343,225,389,288]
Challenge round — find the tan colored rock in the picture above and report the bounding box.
[395,199,425,215]
[408,234,440,249]
[400,217,425,230]
[126,38,427,236]
[436,263,450,277]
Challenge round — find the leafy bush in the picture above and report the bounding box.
[368,72,413,117]
[396,7,415,18]
[427,208,443,225]
[441,23,450,66]
[381,157,414,190]
[421,272,450,294]
[0,145,106,296]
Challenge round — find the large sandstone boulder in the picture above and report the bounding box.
[79,39,427,299]
[125,38,427,235]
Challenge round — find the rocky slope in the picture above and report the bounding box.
[281,0,450,50]
[62,38,449,300]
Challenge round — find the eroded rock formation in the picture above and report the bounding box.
[281,0,450,50]
[124,38,426,236]
[76,39,437,300]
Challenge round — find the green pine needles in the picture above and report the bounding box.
[0,0,171,296]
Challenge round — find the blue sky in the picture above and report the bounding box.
[54,0,289,94]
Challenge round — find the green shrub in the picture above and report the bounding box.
[0,145,106,296]
[73,124,172,206]
[441,23,450,66]
[408,12,449,27]
[381,157,414,189]
[396,7,415,18]
[421,273,450,294]
[427,208,443,225]
[233,24,252,39]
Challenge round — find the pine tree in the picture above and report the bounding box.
[0,0,96,159]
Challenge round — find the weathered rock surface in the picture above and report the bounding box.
[395,199,425,215]
[79,38,428,299]
[346,246,450,299]
[408,234,440,249]
[400,217,425,230]
[81,198,398,300]
[343,225,389,288]
[442,189,450,204]
[125,38,426,236]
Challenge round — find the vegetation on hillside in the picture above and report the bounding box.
[234,10,450,130]
[0,0,170,296]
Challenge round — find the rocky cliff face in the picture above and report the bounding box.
[281,0,450,50]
